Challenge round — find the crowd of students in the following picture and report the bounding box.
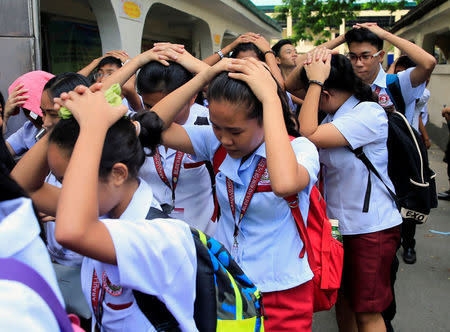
[0,22,442,332]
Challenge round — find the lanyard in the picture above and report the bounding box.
[91,269,106,331]
[226,157,267,254]
[374,86,381,96]
[153,149,185,208]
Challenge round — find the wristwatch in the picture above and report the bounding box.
[216,50,224,59]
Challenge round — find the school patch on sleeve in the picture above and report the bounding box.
[258,168,271,185]
[378,94,391,107]
[102,271,123,296]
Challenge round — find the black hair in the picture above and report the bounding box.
[137,61,193,95]
[0,91,5,117]
[395,55,416,71]
[271,39,293,57]
[44,73,91,99]
[97,56,122,70]
[300,54,376,103]
[207,71,299,137]
[49,112,164,179]
[231,43,265,61]
[0,135,15,174]
[345,28,383,51]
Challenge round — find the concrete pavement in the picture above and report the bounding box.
[312,142,450,331]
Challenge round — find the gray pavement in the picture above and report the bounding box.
[312,142,450,332]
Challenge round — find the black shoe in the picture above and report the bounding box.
[438,190,450,200]
[403,247,416,264]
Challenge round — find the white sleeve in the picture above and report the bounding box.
[398,67,426,105]
[291,137,319,191]
[183,124,219,162]
[331,102,387,149]
[102,218,197,325]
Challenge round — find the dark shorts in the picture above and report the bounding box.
[341,226,401,313]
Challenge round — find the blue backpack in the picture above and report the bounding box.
[132,207,265,332]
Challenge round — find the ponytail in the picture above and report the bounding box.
[353,77,377,103]
[131,111,164,155]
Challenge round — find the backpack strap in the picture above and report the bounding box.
[386,74,406,115]
[349,147,399,212]
[284,194,318,272]
[133,208,181,332]
[0,257,74,332]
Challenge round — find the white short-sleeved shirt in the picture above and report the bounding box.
[415,88,430,127]
[186,102,210,125]
[371,65,425,129]
[183,125,320,292]
[0,197,65,332]
[320,95,402,235]
[139,103,216,235]
[81,179,198,332]
[6,120,38,155]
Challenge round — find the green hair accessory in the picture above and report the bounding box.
[58,83,123,120]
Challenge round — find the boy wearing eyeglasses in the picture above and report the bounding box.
[343,23,436,130]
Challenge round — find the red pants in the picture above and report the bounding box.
[262,280,313,332]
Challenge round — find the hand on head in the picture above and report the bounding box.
[137,48,172,67]
[104,50,130,63]
[4,84,29,118]
[303,47,332,84]
[227,57,278,104]
[353,22,388,39]
[53,85,127,130]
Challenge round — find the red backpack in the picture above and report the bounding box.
[212,144,343,312]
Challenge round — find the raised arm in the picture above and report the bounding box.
[228,58,310,197]
[354,23,436,87]
[151,59,232,154]
[10,134,60,215]
[53,86,128,264]
[203,33,260,66]
[77,56,103,77]
[298,49,349,149]
[100,49,172,92]
[252,35,285,89]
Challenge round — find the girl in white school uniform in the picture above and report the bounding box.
[100,51,217,235]
[297,49,402,332]
[11,65,198,331]
[0,161,64,331]
[148,54,320,331]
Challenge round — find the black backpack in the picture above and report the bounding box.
[133,207,265,332]
[351,74,438,224]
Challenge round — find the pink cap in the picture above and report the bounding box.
[8,70,55,118]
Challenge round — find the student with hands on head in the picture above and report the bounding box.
[150,56,319,331]
[203,32,261,66]
[98,44,217,234]
[298,47,402,332]
[344,23,436,129]
[11,83,199,331]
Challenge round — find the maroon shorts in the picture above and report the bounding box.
[262,280,313,332]
[341,225,400,313]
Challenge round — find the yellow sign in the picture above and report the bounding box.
[214,34,221,45]
[123,1,141,19]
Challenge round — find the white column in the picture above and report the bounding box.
[88,0,153,57]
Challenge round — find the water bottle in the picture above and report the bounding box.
[330,219,343,243]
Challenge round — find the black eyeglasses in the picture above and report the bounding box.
[346,50,382,63]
